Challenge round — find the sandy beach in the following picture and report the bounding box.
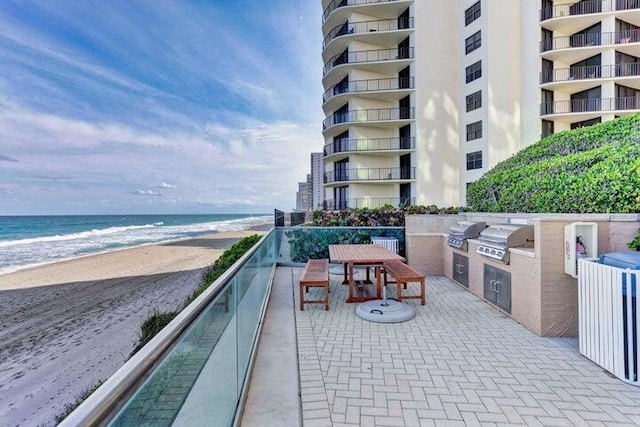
[0,228,269,427]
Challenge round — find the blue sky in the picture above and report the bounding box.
[0,0,324,215]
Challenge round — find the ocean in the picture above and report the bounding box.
[0,214,272,274]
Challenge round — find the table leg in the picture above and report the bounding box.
[348,262,354,301]
[375,266,381,298]
[341,263,349,285]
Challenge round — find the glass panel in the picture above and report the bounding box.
[109,284,238,427]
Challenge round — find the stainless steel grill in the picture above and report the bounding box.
[447,221,487,251]
[476,224,534,263]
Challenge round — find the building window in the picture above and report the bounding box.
[571,86,601,112]
[466,90,482,112]
[541,119,554,139]
[466,151,483,170]
[465,1,481,26]
[466,121,483,141]
[465,61,482,83]
[570,117,601,130]
[465,31,481,54]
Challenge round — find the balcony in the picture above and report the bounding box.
[323,77,414,104]
[540,62,640,85]
[324,166,416,184]
[323,0,405,23]
[323,137,415,157]
[541,0,604,21]
[324,197,415,209]
[540,96,640,117]
[323,107,415,134]
[323,47,414,77]
[323,17,414,49]
[541,29,640,54]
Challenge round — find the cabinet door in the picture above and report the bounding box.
[453,253,469,288]
[483,264,497,303]
[494,268,512,314]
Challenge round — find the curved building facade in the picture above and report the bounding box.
[320,0,640,209]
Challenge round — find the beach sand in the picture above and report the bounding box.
[0,228,269,427]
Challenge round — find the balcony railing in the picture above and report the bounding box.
[541,0,640,21]
[323,17,414,48]
[323,107,415,130]
[540,96,640,115]
[324,197,415,210]
[324,167,416,183]
[540,62,640,83]
[323,77,414,102]
[540,29,640,52]
[324,137,415,156]
[323,0,403,22]
[323,47,414,75]
[59,232,277,427]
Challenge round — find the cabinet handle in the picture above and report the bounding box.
[494,281,502,293]
[455,264,464,274]
[489,279,496,291]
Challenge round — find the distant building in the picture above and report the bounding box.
[310,152,324,210]
[320,0,640,209]
[296,175,312,211]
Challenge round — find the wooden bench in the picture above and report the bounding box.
[299,259,330,310]
[382,260,426,305]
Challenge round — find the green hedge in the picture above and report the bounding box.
[467,114,640,213]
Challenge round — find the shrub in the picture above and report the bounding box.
[467,114,640,213]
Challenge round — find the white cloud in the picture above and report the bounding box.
[130,189,163,196]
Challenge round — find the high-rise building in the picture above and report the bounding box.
[310,152,324,209]
[296,176,312,211]
[320,0,640,209]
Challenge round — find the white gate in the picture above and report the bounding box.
[579,259,639,386]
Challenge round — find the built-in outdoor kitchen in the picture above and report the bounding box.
[404,213,640,337]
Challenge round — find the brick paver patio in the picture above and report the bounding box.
[292,268,640,427]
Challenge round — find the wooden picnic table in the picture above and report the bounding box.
[328,244,405,303]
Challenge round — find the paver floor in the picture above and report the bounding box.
[291,267,640,427]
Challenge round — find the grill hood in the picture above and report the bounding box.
[476,224,534,263]
[447,221,486,250]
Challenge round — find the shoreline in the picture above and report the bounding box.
[0,221,273,286]
[0,227,270,426]
[0,216,274,277]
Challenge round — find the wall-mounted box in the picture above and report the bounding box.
[564,222,598,278]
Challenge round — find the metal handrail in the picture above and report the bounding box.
[323,107,415,130]
[540,0,640,20]
[324,167,416,183]
[323,77,414,102]
[323,17,414,47]
[58,231,275,427]
[540,97,640,115]
[323,47,414,75]
[540,29,640,52]
[540,62,640,83]
[323,137,415,155]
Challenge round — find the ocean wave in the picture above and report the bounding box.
[0,223,159,247]
[0,215,272,272]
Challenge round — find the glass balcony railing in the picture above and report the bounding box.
[323,17,414,48]
[323,47,414,76]
[323,107,415,130]
[324,198,415,210]
[324,167,416,183]
[322,0,404,22]
[324,137,415,156]
[60,227,406,426]
[323,77,414,103]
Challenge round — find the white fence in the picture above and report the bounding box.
[371,237,399,254]
[578,259,639,386]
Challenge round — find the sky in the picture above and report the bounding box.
[0,0,324,215]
